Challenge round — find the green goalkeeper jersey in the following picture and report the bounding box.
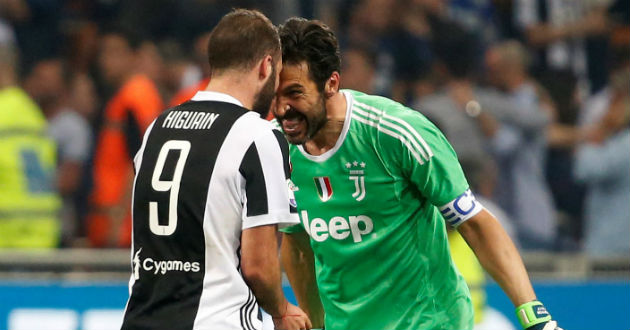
[282,90,482,330]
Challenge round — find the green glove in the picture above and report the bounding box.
[516,301,562,330]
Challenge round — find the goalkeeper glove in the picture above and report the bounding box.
[516,301,563,330]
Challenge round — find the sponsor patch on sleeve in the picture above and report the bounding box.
[439,189,483,227]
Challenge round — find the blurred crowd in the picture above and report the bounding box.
[0,0,628,256]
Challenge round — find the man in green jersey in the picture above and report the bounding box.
[273,18,562,330]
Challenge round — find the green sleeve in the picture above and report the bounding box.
[379,108,470,207]
[280,223,305,234]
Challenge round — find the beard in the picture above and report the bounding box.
[252,67,277,118]
[280,94,328,145]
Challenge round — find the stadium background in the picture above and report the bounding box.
[0,0,628,329]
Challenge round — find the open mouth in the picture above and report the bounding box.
[281,110,306,136]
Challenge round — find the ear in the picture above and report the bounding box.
[324,71,341,98]
[258,55,273,81]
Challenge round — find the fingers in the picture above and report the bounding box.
[304,314,313,329]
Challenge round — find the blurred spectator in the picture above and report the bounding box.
[136,39,165,96]
[414,27,514,162]
[68,73,99,122]
[385,0,434,102]
[87,26,163,247]
[538,70,585,251]
[574,47,630,257]
[459,156,518,246]
[447,0,501,47]
[483,40,556,249]
[514,0,614,94]
[339,0,397,96]
[23,58,92,247]
[10,0,63,75]
[0,44,61,248]
[340,45,376,94]
[574,104,630,257]
[0,0,29,46]
[158,39,201,101]
[168,31,212,107]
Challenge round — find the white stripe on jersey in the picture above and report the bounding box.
[352,113,428,165]
[192,112,296,330]
[124,119,156,307]
[245,125,297,229]
[353,100,433,161]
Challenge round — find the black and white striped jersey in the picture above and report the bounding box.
[121,91,299,330]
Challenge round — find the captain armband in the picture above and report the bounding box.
[438,189,483,227]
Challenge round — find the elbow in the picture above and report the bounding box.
[241,262,267,286]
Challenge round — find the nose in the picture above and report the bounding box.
[274,96,290,118]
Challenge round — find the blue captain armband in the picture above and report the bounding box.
[439,189,483,227]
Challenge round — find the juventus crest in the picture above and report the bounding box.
[313,161,367,202]
[346,160,366,201]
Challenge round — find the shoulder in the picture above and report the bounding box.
[348,90,438,136]
[348,90,439,163]
[234,112,281,140]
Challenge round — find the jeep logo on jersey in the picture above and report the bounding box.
[300,210,374,243]
[132,247,201,279]
[314,177,333,202]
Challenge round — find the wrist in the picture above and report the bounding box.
[271,300,289,319]
[516,300,551,329]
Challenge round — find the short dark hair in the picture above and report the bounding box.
[207,9,280,75]
[279,18,341,92]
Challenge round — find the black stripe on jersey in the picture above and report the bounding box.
[239,142,268,217]
[246,291,256,330]
[272,128,297,214]
[236,244,242,272]
[240,291,254,330]
[272,129,290,179]
[122,101,248,330]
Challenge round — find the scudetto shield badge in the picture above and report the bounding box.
[314,177,333,202]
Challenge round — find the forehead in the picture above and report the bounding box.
[279,61,317,90]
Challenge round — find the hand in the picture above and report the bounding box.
[272,302,312,330]
[516,301,562,330]
[527,320,563,330]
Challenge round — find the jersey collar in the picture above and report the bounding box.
[191,91,244,107]
[297,91,353,162]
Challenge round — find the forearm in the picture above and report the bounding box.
[241,225,288,317]
[281,233,325,327]
[242,261,288,317]
[458,210,536,306]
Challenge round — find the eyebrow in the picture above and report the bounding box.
[281,83,303,92]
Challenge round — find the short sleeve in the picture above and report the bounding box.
[58,113,92,162]
[239,127,299,230]
[380,109,482,226]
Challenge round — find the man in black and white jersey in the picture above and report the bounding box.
[121,9,311,330]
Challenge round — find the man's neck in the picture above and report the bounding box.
[304,91,347,156]
[42,99,66,119]
[505,74,527,92]
[204,74,255,110]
